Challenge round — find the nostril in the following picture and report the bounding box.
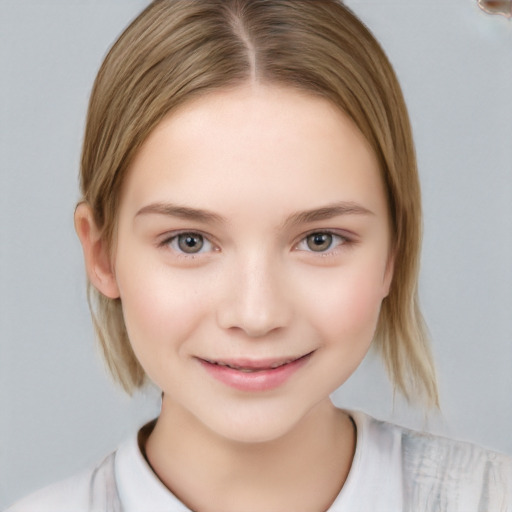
[215,262,292,336]
[216,300,290,338]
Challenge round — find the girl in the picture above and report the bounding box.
[7,0,511,510]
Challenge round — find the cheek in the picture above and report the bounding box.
[114,256,209,364]
[301,264,387,342]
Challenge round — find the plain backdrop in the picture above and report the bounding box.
[1,0,511,508]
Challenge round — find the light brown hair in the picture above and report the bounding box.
[80,0,438,406]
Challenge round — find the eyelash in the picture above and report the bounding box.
[159,231,216,257]
[158,230,352,257]
[294,230,351,255]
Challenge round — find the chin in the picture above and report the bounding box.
[214,418,298,445]
[198,399,321,445]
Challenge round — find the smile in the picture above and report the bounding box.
[198,352,314,391]
[201,356,303,372]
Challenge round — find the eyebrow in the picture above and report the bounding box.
[135,203,225,224]
[135,201,373,226]
[282,201,374,229]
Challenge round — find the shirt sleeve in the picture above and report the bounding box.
[402,429,512,512]
[4,453,121,512]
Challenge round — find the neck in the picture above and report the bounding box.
[145,397,356,512]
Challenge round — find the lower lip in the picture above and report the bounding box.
[199,353,313,392]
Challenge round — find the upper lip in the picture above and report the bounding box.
[200,351,313,371]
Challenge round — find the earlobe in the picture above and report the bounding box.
[74,202,120,299]
[382,250,396,298]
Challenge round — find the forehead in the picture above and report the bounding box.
[120,84,386,221]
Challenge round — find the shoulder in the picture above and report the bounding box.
[400,424,512,510]
[5,452,120,512]
[5,469,93,512]
[359,413,512,511]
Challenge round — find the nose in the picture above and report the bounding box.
[216,255,292,338]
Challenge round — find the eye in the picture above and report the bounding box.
[166,232,214,254]
[296,232,347,253]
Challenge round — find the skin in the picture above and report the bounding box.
[75,84,394,512]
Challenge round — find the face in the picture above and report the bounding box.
[111,85,393,443]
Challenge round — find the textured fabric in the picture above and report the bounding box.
[89,453,122,512]
[401,426,512,512]
[7,411,512,512]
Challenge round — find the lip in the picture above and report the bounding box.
[198,352,314,392]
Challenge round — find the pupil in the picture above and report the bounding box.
[307,233,332,252]
[178,234,203,253]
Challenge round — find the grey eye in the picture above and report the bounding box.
[177,233,204,253]
[306,233,333,252]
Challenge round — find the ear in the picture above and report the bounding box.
[382,249,396,298]
[74,202,120,299]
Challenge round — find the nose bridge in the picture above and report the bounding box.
[217,250,291,337]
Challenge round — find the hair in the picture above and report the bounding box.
[80,0,438,407]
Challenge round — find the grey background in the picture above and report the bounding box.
[1,0,511,508]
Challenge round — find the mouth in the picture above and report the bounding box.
[200,352,313,372]
[197,351,314,392]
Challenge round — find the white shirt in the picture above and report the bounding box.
[7,411,512,512]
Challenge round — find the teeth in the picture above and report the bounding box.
[219,360,294,371]
[270,359,293,369]
[224,363,260,372]
[204,356,302,371]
